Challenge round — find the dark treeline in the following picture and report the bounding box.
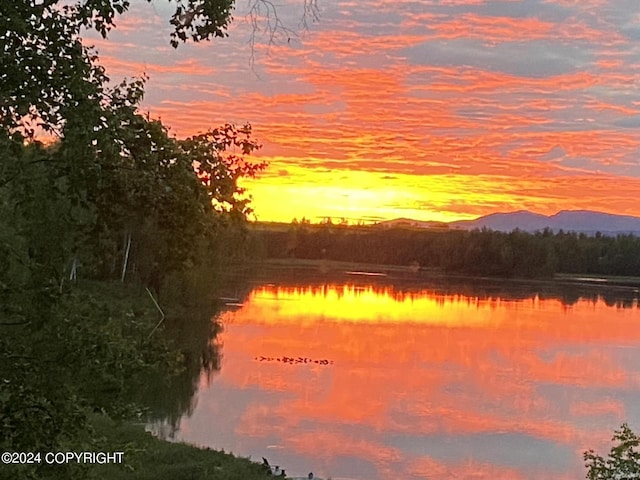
[259,223,640,278]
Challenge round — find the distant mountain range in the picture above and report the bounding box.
[378,210,640,234]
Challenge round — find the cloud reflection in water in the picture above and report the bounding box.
[176,283,640,480]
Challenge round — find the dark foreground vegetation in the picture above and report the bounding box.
[0,280,272,480]
[89,414,275,480]
[1,1,271,479]
[3,409,274,480]
[259,221,640,278]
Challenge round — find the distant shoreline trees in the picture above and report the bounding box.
[258,223,640,278]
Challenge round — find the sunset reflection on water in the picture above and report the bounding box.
[175,283,640,480]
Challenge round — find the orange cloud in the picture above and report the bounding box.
[99,55,216,77]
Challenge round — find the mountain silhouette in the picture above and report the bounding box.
[449,210,640,233]
[380,210,640,234]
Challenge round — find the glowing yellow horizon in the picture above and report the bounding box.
[240,160,640,224]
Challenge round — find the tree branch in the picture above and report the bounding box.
[245,0,320,70]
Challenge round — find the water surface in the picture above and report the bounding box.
[168,276,640,479]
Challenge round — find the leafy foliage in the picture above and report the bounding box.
[585,424,640,479]
[0,0,266,476]
[168,0,235,48]
[0,0,106,136]
[0,0,238,136]
[0,285,176,480]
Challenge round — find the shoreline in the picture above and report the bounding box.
[249,258,640,291]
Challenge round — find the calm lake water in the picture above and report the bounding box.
[164,270,640,480]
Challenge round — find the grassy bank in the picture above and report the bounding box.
[0,414,274,480]
[85,414,273,480]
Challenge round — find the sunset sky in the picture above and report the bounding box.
[87,0,640,223]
